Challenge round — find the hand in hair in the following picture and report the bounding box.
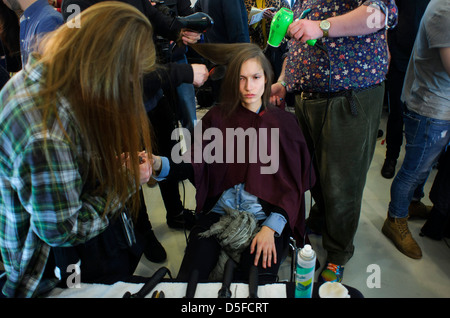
[137,152,152,185]
[121,151,152,185]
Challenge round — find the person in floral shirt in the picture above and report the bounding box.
[271,0,398,283]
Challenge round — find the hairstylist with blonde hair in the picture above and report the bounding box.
[0,2,156,298]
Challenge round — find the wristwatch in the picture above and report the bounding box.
[319,20,331,37]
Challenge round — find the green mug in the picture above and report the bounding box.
[267,8,293,47]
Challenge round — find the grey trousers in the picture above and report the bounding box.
[294,83,384,265]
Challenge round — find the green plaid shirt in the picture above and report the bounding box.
[0,57,121,297]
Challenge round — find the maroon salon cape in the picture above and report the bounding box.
[185,104,315,243]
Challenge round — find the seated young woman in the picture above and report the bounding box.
[152,43,315,283]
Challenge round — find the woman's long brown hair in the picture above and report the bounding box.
[36,2,156,218]
[190,43,274,117]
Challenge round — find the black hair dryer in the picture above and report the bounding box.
[175,12,214,33]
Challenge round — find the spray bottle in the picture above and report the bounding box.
[295,244,316,298]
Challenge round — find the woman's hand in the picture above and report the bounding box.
[270,82,287,107]
[151,154,162,176]
[250,226,277,269]
[120,151,152,185]
[138,151,152,185]
[287,19,322,43]
[191,63,209,87]
[181,29,201,45]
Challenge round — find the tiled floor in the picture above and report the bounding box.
[134,108,450,298]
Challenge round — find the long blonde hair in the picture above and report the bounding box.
[37,2,156,218]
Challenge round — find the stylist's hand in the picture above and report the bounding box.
[287,19,322,43]
[191,63,209,87]
[181,29,201,45]
[138,151,152,185]
[270,82,287,107]
[120,151,152,185]
[151,154,162,176]
[250,226,277,269]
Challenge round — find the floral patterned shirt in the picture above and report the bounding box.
[285,0,398,93]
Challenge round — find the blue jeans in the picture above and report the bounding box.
[389,107,450,218]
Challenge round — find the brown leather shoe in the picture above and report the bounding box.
[408,201,432,219]
[382,213,422,259]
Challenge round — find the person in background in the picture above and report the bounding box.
[148,0,201,231]
[0,2,156,297]
[273,0,398,283]
[2,0,63,65]
[420,147,450,241]
[381,0,430,180]
[194,0,250,44]
[0,1,21,88]
[194,0,250,107]
[61,0,202,46]
[383,0,450,260]
[153,0,198,134]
